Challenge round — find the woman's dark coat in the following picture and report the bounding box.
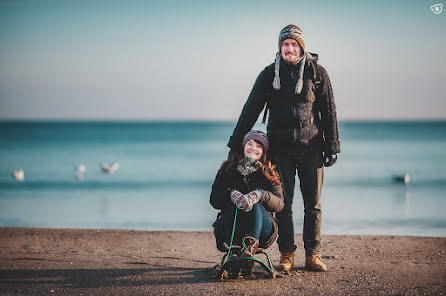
[210,168,284,251]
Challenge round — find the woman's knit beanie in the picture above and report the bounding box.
[273,24,309,95]
[242,130,269,152]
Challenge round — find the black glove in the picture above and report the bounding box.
[324,153,337,167]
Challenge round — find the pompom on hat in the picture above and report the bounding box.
[242,130,269,152]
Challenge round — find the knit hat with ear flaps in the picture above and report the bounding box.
[242,130,269,152]
[278,24,305,52]
[273,24,307,94]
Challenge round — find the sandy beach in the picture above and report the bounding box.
[0,227,445,295]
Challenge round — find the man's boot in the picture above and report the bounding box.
[276,251,294,271]
[240,236,259,277]
[305,254,327,272]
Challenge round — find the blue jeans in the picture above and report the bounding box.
[221,203,273,248]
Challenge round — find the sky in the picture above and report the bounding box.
[0,0,445,121]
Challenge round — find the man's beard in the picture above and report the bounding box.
[284,53,302,65]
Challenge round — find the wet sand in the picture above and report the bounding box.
[0,227,445,295]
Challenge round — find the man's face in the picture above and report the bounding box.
[280,38,302,64]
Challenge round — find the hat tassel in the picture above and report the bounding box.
[295,52,308,94]
[272,52,281,90]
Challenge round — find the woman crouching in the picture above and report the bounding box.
[210,130,284,278]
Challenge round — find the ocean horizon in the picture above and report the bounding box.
[0,120,445,237]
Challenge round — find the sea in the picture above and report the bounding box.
[0,121,445,237]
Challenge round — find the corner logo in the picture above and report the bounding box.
[431,3,443,14]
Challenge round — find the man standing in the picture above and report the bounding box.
[227,24,340,272]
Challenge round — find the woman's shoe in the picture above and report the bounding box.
[240,236,259,277]
[227,246,242,279]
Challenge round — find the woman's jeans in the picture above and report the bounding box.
[221,203,273,248]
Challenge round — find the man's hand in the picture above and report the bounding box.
[324,153,337,167]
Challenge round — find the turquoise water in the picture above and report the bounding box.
[0,121,445,236]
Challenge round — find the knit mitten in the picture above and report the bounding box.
[231,190,251,211]
[233,194,253,212]
[245,190,263,205]
[230,190,243,204]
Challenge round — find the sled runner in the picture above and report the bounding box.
[216,208,276,279]
[217,245,276,279]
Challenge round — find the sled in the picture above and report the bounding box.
[217,246,276,279]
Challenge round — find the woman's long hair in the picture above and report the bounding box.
[218,141,281,186]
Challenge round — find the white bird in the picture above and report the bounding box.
[76,164,86,173]
[100,162,120,174]
[393,174,410,185]
[12,169,24,181]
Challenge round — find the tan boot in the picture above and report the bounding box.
[305,254,327,272]
[276,251,294,271]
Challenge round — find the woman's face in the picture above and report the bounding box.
[243,139,263,160]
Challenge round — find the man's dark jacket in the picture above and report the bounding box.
[228,53,341,155]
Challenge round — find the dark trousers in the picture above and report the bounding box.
[274,147,324,256]
[221,203,273,248]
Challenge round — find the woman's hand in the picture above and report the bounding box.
[230,189,243,203]
[231,190,263,212]
[245,190,262,205]
[231,190,250,211]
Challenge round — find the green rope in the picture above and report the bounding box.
[225,207,238,261]
[222,207,273,278]
[225,207,253,260]
[242,238,249,253]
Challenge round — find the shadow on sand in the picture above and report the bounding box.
[0,265,216,289]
